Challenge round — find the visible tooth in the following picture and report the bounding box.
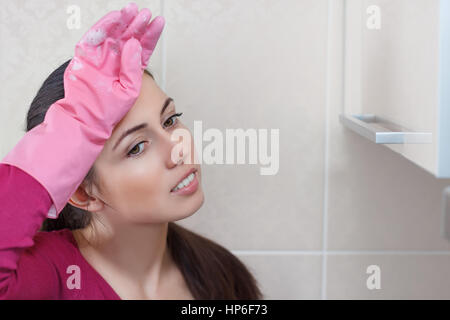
[182,174,192,186]
[172,172,195,191]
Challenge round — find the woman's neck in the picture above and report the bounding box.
[72,220,175,297]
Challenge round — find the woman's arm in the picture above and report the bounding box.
[0,2,164,300]
[0,163,59,299]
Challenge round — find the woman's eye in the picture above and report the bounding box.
[127,141,147,157]
[126,113,183,159]
[164,112,183,128]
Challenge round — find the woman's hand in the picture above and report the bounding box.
[62,2,165,132]
[72,3,164,71]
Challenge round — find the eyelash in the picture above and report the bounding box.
[126,113,183,158]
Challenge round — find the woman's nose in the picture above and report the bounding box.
[163,127,191,167]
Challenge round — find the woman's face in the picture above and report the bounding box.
[81,72,204,224]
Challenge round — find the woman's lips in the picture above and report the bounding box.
[171,168,197,190]
[170,171,199,195]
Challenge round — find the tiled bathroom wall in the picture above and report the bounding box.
[1,0,450,299]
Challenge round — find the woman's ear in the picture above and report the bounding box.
[68,184,104,212]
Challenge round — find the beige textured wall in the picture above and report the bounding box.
[1,0,450,299]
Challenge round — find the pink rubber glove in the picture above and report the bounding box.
[1,3,165,218]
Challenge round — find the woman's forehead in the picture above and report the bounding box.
[110,75,170,135]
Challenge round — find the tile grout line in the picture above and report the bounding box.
[320,0,334,301]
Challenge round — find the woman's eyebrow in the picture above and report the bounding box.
[112,97,174,151]
[160,97,174,116]
[112,123,148,151]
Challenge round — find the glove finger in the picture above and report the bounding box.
[141,16,165,67]
[109,2,140,38]
[121,2,140,26]
[118,37,143,93]
[79,3,139,48]
[121,8,152,42]
[79,11,121,47]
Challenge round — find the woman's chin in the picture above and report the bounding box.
[173,190,205,222]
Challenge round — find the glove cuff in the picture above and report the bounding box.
[1,101,109,218]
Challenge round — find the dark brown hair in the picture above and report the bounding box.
[31,59,263,300]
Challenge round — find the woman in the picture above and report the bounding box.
[0,2,262,300]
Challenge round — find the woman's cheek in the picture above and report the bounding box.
[121,168,161,201]
[103,162,160,210]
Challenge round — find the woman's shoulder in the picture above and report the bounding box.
[28,228,79,260]
[33,227,75,244]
